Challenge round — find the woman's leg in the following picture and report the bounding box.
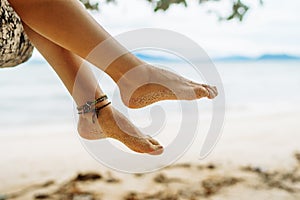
[22,23,163,155]
[9,0,218,109]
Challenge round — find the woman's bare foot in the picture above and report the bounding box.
[77,102,163,155]
[117,65,218,109]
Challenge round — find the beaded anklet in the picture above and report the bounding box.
[77,95,111,123]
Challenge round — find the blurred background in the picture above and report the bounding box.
[1,0,300,131]
[0,0,300,199]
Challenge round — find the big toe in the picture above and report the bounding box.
[142,138,163,155]
[147,143,164,155]
[206,85,218,99]
[146,135,160,145]
[125,137,163,155]
[146,136,164,155]
[194,86,210,98]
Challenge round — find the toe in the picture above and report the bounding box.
[194,86,210,98]
[190,82,218,99]
[145,136,164,155]
[148,143,164,155]
[124,136,164,155]
[143,137,164,155]
[206,85,218,99]
[146,135,160,145]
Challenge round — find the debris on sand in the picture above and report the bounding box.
[197,163,217,170]
[153,173,182,184]
[0,194,7,200]
[34,193,50,199]
[124,191,178,200]
[74,172,102,182]
[125,175,242,200]
[241,163,300,193]
[167,163,191,169]
[105,172,120,183]
[201,176,242,197]
[4,153,300,200]
[295,152,300,164]
[2,180,55,199]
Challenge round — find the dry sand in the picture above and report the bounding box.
[0,112,300,199]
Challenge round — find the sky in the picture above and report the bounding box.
[32,0,300,59]
[91,0,300,58]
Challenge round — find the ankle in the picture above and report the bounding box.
[79,102,112,124]
[106,53,147,83]
[77,95,111,122]
[119,64,152,88]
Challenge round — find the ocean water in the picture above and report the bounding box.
[0,59,300,134]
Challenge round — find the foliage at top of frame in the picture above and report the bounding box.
[79,0,263,22]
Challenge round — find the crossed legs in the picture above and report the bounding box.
[22,24,164,154]
[9,0,218,155]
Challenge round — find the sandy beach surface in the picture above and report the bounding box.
[1,110,300,200]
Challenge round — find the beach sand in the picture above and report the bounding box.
[1,111,300,200]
